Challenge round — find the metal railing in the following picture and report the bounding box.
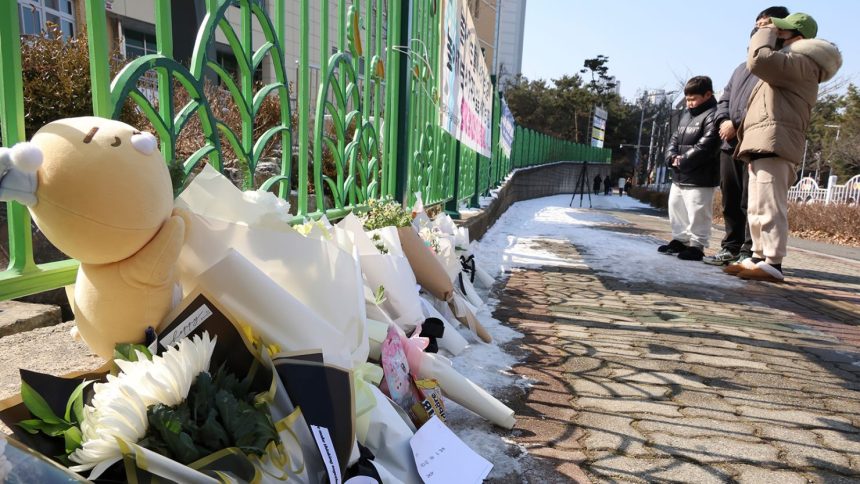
[0,0,609,301]
[789,175,860,205]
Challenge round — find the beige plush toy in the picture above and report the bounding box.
[21,117,187,358]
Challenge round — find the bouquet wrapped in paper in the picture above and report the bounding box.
[433,213,495,290]
[174,174,422,481]
[397,223,492,343]
[368,322,516,430]
[336,212,425,334]
[423,218,484,309]
[0,291,327,482]
[175,165,367,369]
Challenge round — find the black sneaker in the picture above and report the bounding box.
[658,239,687,255]
[703,247,737,266]
[678,246,705,261]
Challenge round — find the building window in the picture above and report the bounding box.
[213,50,263,84]
[124,29,158,58]
[18,0,75,38]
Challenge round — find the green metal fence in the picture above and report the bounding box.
[0,0,609,301]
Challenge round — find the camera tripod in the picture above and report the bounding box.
[569,161,593,208]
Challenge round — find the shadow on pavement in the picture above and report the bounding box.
[491,259,860,483]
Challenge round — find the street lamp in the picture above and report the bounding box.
[633,89,677,184]
[824,124,841,180]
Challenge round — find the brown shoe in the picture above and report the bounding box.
[723,258,756,275]
[738,262,785,283]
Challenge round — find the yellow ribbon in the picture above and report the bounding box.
[353,362,384,442]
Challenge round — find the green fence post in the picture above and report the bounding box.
[85,0,112,117]
[392,0,411,203]
[0,1,79,299]
[445,140,462,218]
[0,0,36,277]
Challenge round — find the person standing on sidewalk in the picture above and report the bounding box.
[657,76,721,261]
[593,173,603,194]
[603,175,612,195]
[726,12,842,282]
[703,6,790,267]
[617,176,625,196]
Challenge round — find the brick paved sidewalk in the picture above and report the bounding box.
[491,208,860,483]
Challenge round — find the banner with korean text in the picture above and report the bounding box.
[499,98,514,157]
[439,0,493,157]
[590,106,608,148]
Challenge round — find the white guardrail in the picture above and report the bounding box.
[788,175,860,205]
[645,174,860,205]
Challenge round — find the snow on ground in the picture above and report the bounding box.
[449,192,742,479]
[474,194,744,288]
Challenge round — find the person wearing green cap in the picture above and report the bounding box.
[704,6,790,268]
[726,12,843,283]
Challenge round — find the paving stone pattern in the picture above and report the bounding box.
[492,210,860,483]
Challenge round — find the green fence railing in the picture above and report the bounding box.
[0,0,609,301]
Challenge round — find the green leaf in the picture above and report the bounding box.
[188,372,216,422]
[147,404,202,464]
[375,285,387,305]
[114,343,153,362]
[17,418,71,437]
[20,380,64,424]
[215,390,276,457]
[63,426,83,454]
[64,380,93,424]
[17,419,46,434]
[198,410,229,450]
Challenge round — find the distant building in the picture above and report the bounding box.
[494,0,527,90]
[17,0,388,86]
[468,0,499,73]
[607,76,621,96]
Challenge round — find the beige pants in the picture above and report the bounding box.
[748,157,796,265]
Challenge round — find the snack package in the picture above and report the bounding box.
[411,379,447,425]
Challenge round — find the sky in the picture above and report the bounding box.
[520,0,859,101]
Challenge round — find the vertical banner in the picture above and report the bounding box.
[590,106,608,148]
[439,0,492,156]
[499,98,514,157]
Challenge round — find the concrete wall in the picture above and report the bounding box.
[462,161,610,241]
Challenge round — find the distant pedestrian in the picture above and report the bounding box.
[603,175,612,195]
[617,177,625,196]
[704,6,790,268]
[593,174,602,194]
[624,177,632,195]
[726,12,842,282]
[657,76,721,262]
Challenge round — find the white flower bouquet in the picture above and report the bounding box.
[431,213,492,304]
[337,212,425,334]
[0,291,329,483]
[176,165,367,369]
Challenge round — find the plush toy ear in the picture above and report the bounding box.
[0,142,43,206]
[131,132,157,155]
[8,142,43,173]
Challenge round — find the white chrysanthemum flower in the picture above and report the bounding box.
[69,333,217,479]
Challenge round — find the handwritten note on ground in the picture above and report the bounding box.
[409,416,492,483]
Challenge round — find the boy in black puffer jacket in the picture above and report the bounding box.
[657,76,721,261]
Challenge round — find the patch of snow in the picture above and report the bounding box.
[474,194,744,288]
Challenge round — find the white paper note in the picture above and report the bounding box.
[311,424,342,484]
[409,416,492,483]
[159,304,213,348]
